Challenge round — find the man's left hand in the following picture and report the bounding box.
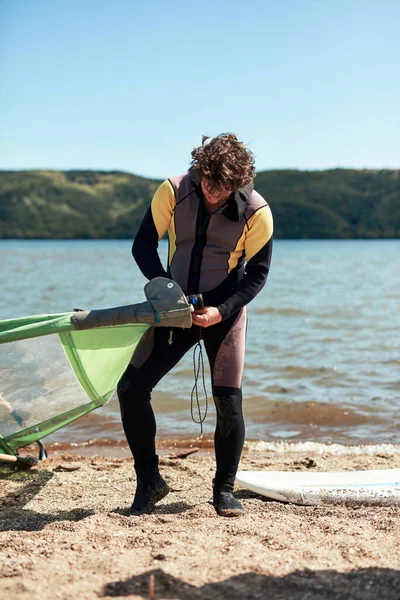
[192,306,222,328]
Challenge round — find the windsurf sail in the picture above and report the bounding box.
[0,278,192,456]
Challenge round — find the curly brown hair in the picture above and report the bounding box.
[189,133,255,192]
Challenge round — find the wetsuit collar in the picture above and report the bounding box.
[222,181,254,222]
[190,174,254,222]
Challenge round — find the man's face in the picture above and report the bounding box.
[201,179,232,205]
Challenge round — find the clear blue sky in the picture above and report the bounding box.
[1,0,399,179]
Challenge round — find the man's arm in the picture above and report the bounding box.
[217,205,273,320]
[132,180,176,280]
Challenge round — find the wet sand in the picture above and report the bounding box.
[1,439,400,599]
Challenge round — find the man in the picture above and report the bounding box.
[118,133,273,517]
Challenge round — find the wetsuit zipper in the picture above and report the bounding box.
[187,194,210,293]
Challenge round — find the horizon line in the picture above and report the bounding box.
[1,165,399,181]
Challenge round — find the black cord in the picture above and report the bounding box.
[190,331,208,433]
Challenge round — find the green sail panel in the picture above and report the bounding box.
[0,324,149,453]
[0,324,150,454]
[59,325,150,404]
[0,277,193,455]
[0,312,74,344]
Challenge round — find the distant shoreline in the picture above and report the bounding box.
[1,169,399,239]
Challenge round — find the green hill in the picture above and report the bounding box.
[0,168,398,239]
[255,169,400,239]
[0,170,161,240]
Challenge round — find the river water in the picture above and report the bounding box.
[0,239,399,447]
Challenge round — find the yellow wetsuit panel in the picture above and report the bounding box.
[228,205,273,272]
[244,205,274,261]
[151,180,176,241]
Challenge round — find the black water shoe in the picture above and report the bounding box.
[130,456,170,515]
[213,484,244,517]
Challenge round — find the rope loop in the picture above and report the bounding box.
[190,332,208,433]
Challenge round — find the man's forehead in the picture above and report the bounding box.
[202,177,234,192]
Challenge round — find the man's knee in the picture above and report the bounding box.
[213,388,243,439]
[117,365,152,418]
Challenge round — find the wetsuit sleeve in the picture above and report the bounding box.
[132,180,176,280]
[217,205,273,320]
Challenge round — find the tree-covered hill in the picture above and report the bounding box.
[0,168,398,239]
[255,169,400,238]
[0,170,161,239]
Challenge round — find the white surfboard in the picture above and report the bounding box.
[236,469,400,505]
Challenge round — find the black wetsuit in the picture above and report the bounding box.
[118,174,273,490]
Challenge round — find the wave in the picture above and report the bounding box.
[253,306,310,316]
[37,437,400,459]
[277,365,341,379]
[250,440,400,455]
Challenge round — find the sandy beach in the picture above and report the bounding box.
[1,439,400,600]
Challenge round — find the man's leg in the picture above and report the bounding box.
[203,308,247,516]
[117,326,196,512]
